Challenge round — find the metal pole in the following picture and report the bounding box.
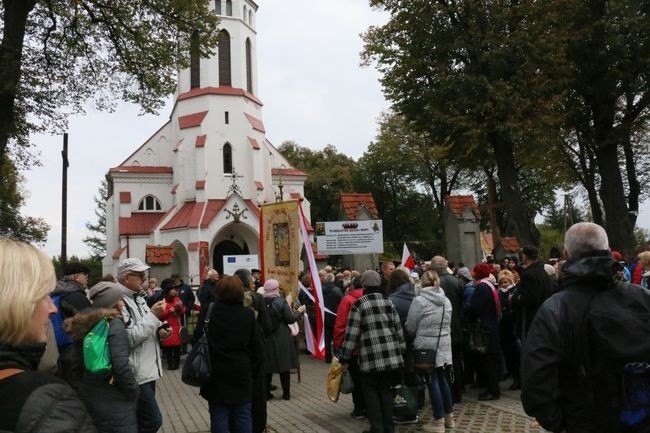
[61,133,69,265]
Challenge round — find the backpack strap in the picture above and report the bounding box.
[0,368,23,381]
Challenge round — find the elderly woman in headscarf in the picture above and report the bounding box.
[263,279,305,400]
[64,281,139,433]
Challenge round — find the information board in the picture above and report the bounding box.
[315,220,384,255]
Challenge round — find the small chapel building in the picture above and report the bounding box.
[103,0,310,283]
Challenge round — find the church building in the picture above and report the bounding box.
[102,0,310,282]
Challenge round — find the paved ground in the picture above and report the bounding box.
[157,352,548,433]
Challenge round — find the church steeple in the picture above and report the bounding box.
[179,0,258,96]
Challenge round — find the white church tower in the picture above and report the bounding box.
[103,0,310,282]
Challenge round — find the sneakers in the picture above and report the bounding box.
[393,415,419,424]
[421,417,445,433]
[444,413,455,428]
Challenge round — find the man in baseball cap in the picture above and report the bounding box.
[116,257,168,432]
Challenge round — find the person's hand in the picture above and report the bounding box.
[151,300,165,318]
[158,328,172,340]
[297,305,306,314]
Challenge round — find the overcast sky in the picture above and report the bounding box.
[21,0,650,258]
[22,0,390,258]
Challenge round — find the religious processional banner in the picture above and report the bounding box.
[260,200,301,300]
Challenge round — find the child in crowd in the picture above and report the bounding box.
[159,278,185,370]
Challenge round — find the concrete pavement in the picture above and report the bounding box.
[157,352,548,433]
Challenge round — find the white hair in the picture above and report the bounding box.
[564,222,609,259]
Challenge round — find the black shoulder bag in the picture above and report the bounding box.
[413,302,445,371]
[182,302,214,387]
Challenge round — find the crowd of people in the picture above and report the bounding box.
[1,221,650,433]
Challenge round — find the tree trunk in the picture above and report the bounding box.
[0,0,36,175]
[490,135,540,247]
[595,140,636,255]
[621,131,640,230]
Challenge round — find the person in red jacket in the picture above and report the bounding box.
[333,276,366,419]
[159,278,185,370]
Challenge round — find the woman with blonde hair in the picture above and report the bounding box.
[497,269,520,390]
[406,270,455,433]
[0,237,96,432]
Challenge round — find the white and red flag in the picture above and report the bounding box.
[401,243,416,270]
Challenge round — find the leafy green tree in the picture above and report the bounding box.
[83,177,109,259]
[0,0,220,174]
[52,255,103,284]
[0,154,49,243]
[278,142,357,224]
[363,0,565,248]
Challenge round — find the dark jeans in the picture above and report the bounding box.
[429,368,453,419]
[208,401,252,433]
[479,352,501,396]
[137,381,163,433]
[450,344,463,402]
[361,371,398,433]
[348,356,365,413]
[324,324,334,363]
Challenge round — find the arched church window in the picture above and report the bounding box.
[215,0,221,14]
[226,0,232,16]
[248,10,252,24]
[223,143,233,174]
[246,38,253,93]
[218,30,231,86]
[190,31,200,88]
[243,5,247,20]
[138,195,162,211]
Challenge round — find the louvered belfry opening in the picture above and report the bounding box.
[218,29,231,86]
[190,31,200,88]
[246,38,253,93]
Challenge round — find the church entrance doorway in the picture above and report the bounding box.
[212,239,250,275]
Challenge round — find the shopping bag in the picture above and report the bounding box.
[340,368,355,394]
[327,357,343,402]
[393,380,419,419]
[83,318,111,374]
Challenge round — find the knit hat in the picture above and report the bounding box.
[473,263,493,280]
[360,270,382,288]
[263,279,280,298]
[88,282,123,308]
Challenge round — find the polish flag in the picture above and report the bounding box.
[401,243,416,270]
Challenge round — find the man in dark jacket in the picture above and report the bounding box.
[510,245,553,344]
[521,222,628,433]
[321,273,343,363]
[431,255,465,403]
[50,262,92,389]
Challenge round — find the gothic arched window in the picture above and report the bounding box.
[214,0,221,14]
[246,38,253,93]
[226,0,232,16]
[190,31,200,88]
[218,30,231,86]
[223,143,233,174]
[138,195,162,211]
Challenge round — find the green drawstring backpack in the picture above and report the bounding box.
[83,318,111,374]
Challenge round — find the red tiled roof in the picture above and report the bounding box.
[178,111,208,129]
[248,136,261,150]
[119,213,166,236]
[340,193,379,220]
[271,168,308,176]
[177,86,263,106]
[112,245,127,260]
[195,135,207,147]
[499,237,521,252]
[161,201,205,230]
[109,166,173,174]
[244,113,265,133]
[119,191,131,203]
[195,180,206,190]
[146,245,174,265]
[255,181,264,191]
[200,200,227,228]
[446,195,481,219]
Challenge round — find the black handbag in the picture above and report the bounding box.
[466,319,490,354]
[181,302,214,387]
[414,303,445,370]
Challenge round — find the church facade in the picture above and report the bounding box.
[103,0,310,283]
